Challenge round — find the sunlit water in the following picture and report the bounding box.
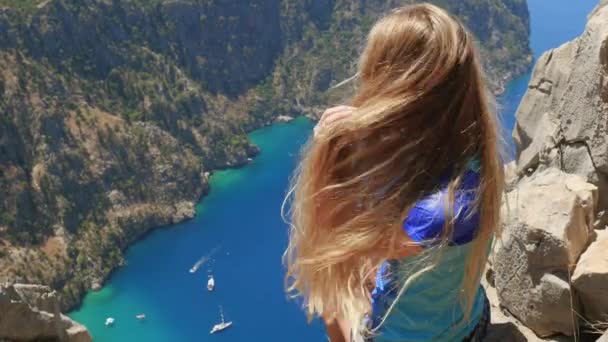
[70,1,598,341]
[70,118,326,341]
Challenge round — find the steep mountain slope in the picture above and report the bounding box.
[0,0,531,309]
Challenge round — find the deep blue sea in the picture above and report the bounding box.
[69,1,598,341]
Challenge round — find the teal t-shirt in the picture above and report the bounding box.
[369,163,485,341]
[370,245,486,341]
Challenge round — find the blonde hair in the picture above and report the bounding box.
[284,3,503,337]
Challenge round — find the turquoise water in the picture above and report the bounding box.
[70,2,598,341]
[70,117,326,341]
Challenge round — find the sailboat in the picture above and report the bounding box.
[209,306,232,334]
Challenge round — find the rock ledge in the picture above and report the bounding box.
[0,283,91,342]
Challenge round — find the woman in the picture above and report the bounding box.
[284,3,503,342]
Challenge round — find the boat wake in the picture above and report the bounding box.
[189,246,221,274]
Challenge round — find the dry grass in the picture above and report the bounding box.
[574,309,608,336]
[567,267,580,342]
[40,236,66,258]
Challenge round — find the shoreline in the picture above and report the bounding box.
[62,62,531,314]
[64,117,309,313]
[67,115,327,342]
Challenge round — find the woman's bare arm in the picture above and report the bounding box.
[324,316,348,342]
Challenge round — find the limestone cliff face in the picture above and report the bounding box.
[496,1,608,338]
[0,283,91,342]
[513,0,608,210]
[0,0,531,311]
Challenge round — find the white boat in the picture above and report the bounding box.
[209,306,232,334]
[136,314,146,320]
[189,246,221,274]
[105,317,115,326]
[207,275,215,291]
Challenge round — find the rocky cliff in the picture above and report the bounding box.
[491,1,608,340]
[0,0,532,311]
[513,0,608,211]
[0,283,91,342]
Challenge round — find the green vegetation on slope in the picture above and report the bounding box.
[0,0,531,309]
[257,0,531,118]
[0,0,47,12]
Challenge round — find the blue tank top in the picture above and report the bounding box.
[370,162,486,342]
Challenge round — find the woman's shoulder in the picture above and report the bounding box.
[403,168,480,246]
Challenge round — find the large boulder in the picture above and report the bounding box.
[483,279,570,342]
[512,1,608,210]
[0,283,92,342]
[572,230,608,324]
[495,168,597,337]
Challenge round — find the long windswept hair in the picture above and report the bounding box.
[284,3,503,336]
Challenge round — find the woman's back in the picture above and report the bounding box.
[370,165,489,341]
[284,4,504,341]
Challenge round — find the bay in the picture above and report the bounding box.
[70,1,599,341]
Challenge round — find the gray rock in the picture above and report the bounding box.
[12,284,59,314]
[495,168,597,337]
[65,324,92,342]
[484,278,571,342]
[172,201,195,223]
[0,283,92,342]
[597,330,608,342]
[90,281,102,291]
[572,230,608,324]
[107,190,127,209]
[513,1,608,209]
[504,161,519,192]
[274,115,295,123]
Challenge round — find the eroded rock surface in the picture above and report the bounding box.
[495,169,597,337]
[572,230,608,324]
[500,2,608,338]
[0,283,91,342]
[513,1,608,210]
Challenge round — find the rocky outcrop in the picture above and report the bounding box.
[512,0,608,210]
[495,168,597,337]
[504,161,519,191]
[171,201,196,223]
[0,283,91,342]
[572,230,608,324]
[497,1,608,339]
[484,278,570,342]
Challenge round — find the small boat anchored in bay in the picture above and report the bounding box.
[105,317,115,326]
[207,274,215,291]
[209,306,232,334]
[136,314,146,320]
